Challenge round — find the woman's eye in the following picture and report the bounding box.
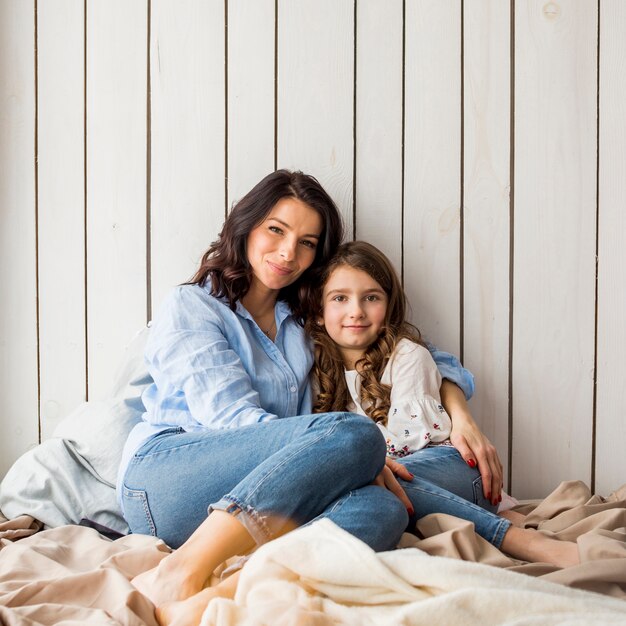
[301,239,317,249]
[269,226,283,234]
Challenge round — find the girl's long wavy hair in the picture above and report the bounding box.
[306,241,424,425]
[187,169,344,321]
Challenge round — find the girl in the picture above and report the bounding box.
[306,240,579,568]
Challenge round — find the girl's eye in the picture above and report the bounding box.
[332,295,347,302]
[365,295,379,302]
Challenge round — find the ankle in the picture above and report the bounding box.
[158,551,208,591]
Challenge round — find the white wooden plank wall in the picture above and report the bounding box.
[512,0,597,498]
[150,0,225,310]
[463,0,511,476]
[86,0,148,402]
[1,1,624,500]
[404,0,462,358]
[227,0,275,211]
[0,1,38,476]
[37,0,85,440]
[596,0,626,497]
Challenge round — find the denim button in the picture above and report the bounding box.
[289,385,296,392]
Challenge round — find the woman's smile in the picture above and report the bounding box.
[267,260,294,276]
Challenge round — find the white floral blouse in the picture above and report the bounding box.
[344,338,452,458]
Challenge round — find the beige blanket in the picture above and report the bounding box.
[1,481,625,625]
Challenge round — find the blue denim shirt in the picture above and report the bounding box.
[118,283,474,492]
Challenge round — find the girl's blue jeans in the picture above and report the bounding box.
[397,444,511,548]
[120,412,409,550]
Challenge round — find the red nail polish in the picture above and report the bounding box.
[467,459,476,468]
[486,493,491,501]
[408,507,415,517]
[498,495,502,503]
[408,473,414,480]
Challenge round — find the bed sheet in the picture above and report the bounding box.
[0,480,625,626]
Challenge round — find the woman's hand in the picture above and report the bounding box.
[373,458,415,516]
[440,380,503,505]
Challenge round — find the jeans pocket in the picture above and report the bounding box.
[472,476,498,513]
[122,485,157,537]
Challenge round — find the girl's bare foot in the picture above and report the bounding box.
[527,531,580,568]
[499,509,527,528]
[502,526,579,568]
[155,572,240,626]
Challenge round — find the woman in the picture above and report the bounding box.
[118,170,501,621]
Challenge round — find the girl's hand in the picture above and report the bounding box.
[373,459,415,516]
[440,380,504,505]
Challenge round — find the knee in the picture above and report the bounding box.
[383,489,410,538]
[364,486,410,552]
[334,412,386,475]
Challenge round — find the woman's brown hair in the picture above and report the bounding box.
[306,240,424,424]
[188,169,344,321]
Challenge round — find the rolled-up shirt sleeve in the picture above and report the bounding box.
[425,342,475,400]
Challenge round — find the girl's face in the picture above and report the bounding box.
[320,265,388,370]
[246,197,323,295]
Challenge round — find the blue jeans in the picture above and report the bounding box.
[397,445,511,548]
[120,412,409,550]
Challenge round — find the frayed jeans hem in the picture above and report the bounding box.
[209,496,274,546]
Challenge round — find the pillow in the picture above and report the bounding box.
[0,438,128,532]
[52,325,152,486]
[0,326,152,532]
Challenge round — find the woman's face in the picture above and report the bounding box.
[246,197,323,294]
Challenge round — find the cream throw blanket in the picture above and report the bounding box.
[200,519,626,626]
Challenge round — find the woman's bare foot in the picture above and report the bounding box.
[155,588,217,626]
[155,572,240,626]
[499,509,527,528]
[132,554,207,606]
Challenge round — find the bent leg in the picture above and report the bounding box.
[211,412,388,545]
[396,446,510,548]
[121,412,386,548]
[397,445,496,510]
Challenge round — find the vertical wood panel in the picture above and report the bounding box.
[86,0,147,400]
[462,0,511,480]
[403,0,461,354]
[596,0,626,496]
[228,0,275,211]
[512,0,597,498]
[355,0,403,270]
[150,0,225,310]
[37,0,86,439]
[277,0,354,228]
[0,0,38,478]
